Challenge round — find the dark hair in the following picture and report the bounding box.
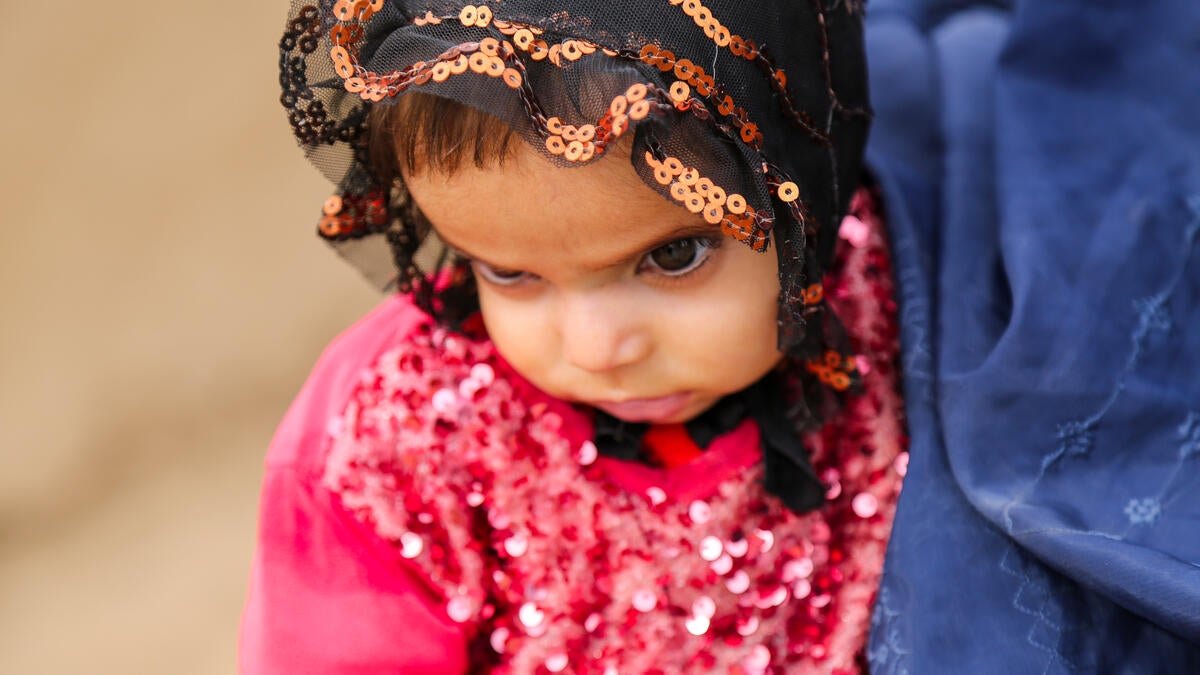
[368,93,518,182]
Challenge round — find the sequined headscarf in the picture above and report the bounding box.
[279,0,871,400]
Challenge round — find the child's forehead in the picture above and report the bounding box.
[407,139,714,257]
[388,104,731,271]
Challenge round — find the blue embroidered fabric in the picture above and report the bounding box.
[863,0,1200,671]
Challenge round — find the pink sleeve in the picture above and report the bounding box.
[239,296,469,674]
[239,467,469,675]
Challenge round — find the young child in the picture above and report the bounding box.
[242,1,906,672]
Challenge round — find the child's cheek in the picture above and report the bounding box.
[474,285,556,379]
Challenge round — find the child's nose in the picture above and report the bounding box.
[558,290,651,374]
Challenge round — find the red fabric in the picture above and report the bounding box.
[239,299,470,675]
[641,423,705,469]
[241,468,468,674]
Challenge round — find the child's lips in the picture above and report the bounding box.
[591,392,693,423]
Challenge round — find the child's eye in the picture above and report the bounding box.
[472,261,533,286]
[640,237,718,277]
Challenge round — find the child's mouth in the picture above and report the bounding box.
[591,392,693,424]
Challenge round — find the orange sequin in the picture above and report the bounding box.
[479,37,500,57]
[723,217,752,242]
[708,186,726,206]
[318,215,342,236]
[654,49,676,71]
[674,58,696,81]
[805,285,826,305]
[474,5,493,27]
[502,68,523,88]
[468,52,490,74]
[714,25,731,47]
[669,81,691,103]
[529,40,549,61]
[330,25,352,46]
[332,0,355,21]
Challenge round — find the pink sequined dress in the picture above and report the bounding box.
[240,191,906,674]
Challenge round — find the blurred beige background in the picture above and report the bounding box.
[0,2,380,673]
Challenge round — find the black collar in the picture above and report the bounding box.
[592,375,826,514]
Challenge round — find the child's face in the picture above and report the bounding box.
[404,142,783,424]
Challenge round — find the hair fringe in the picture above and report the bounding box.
[368,93,517,184]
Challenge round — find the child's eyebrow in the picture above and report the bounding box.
[437,222,725,272]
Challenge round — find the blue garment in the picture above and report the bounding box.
[864,0,1200,671]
